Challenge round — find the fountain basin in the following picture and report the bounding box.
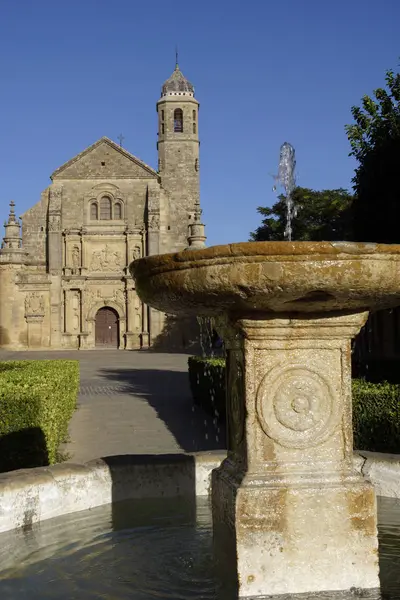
[131,240,400,598]
[130,241,400,314]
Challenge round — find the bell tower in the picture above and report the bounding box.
[157,59,200,252]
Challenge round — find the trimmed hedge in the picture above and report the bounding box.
[188,356,400,453]
[352,379,400,453]
[0,360,79,472]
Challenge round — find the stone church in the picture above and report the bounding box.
[0,63,206,350]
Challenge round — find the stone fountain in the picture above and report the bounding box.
[130,240,400,598]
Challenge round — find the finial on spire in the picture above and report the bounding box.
[1,200,23,253]
[175,45,179,68]
[7,201,17,224]
[186,200,206,250]
[193,198,202,223]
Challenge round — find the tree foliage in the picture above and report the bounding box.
[345,68,400,242]
[250,187,354,242]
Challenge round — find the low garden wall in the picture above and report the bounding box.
[0,452,225,533]
[0,450,399,534]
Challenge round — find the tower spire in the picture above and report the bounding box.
[0,200,26,262]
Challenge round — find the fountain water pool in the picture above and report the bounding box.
[0,494,399,599]
[131,240,400,598]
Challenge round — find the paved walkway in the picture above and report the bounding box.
[0,350,226,463]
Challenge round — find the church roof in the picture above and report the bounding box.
[51,137,158,179]
[161,63,194,96]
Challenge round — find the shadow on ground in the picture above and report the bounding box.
[98,367,226,452]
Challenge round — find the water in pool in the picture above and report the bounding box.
[0,496,399,599]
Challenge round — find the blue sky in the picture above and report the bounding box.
[0,0,399,246]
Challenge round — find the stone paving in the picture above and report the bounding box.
[0,350,226,463]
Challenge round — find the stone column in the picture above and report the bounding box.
[212,311,379,598]
[141,301,150,348]
[80,228,87,275]
[125,288,140,349]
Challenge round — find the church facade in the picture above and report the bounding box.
[0,63,205,351]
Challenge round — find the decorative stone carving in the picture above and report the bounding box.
[256,364,340,449]
[148,214,160,231]
[133,246,141,260]
[72,246,80,269]
[86,288,103,307]
[89,245,123,272]
[113,289,126,306]
[134,294,142,330]
[85,287,126,309]
[70,290,80,332]
[48,214,61,232]
[25,292,45,316]
[50,186,63,209]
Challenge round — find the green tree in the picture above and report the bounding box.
[345,68,400,243]
[250,187,354,242]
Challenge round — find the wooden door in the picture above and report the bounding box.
[95,307,119,348]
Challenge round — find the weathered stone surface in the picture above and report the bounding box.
[131,241,400,597]
[131,241,400,316]
[0,449,398,537]
[0,64,202,351]
[356,451,400,499]
[211,313,380,597]
[51,138,158,180]
[0,451,224,534]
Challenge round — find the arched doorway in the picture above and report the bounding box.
[95,307,119,348]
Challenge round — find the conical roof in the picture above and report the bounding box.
[161,63,194,96]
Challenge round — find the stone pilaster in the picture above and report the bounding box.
[125,288,141,349]
[48,186,63,274]
[212,312,380,598]
[141,300,150,348]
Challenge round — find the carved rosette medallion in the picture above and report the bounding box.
[256,364,340,449]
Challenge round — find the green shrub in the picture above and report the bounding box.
[352,379,400,453]
[0,360,79,471]
[188,356,400,454]
[188,356,226,421]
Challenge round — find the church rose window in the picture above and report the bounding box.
[100,196,112,220]
[90,202,98,220]
[174,108,183,132]
[114,202,122,220]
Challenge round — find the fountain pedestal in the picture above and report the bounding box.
[213,311,379,598]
